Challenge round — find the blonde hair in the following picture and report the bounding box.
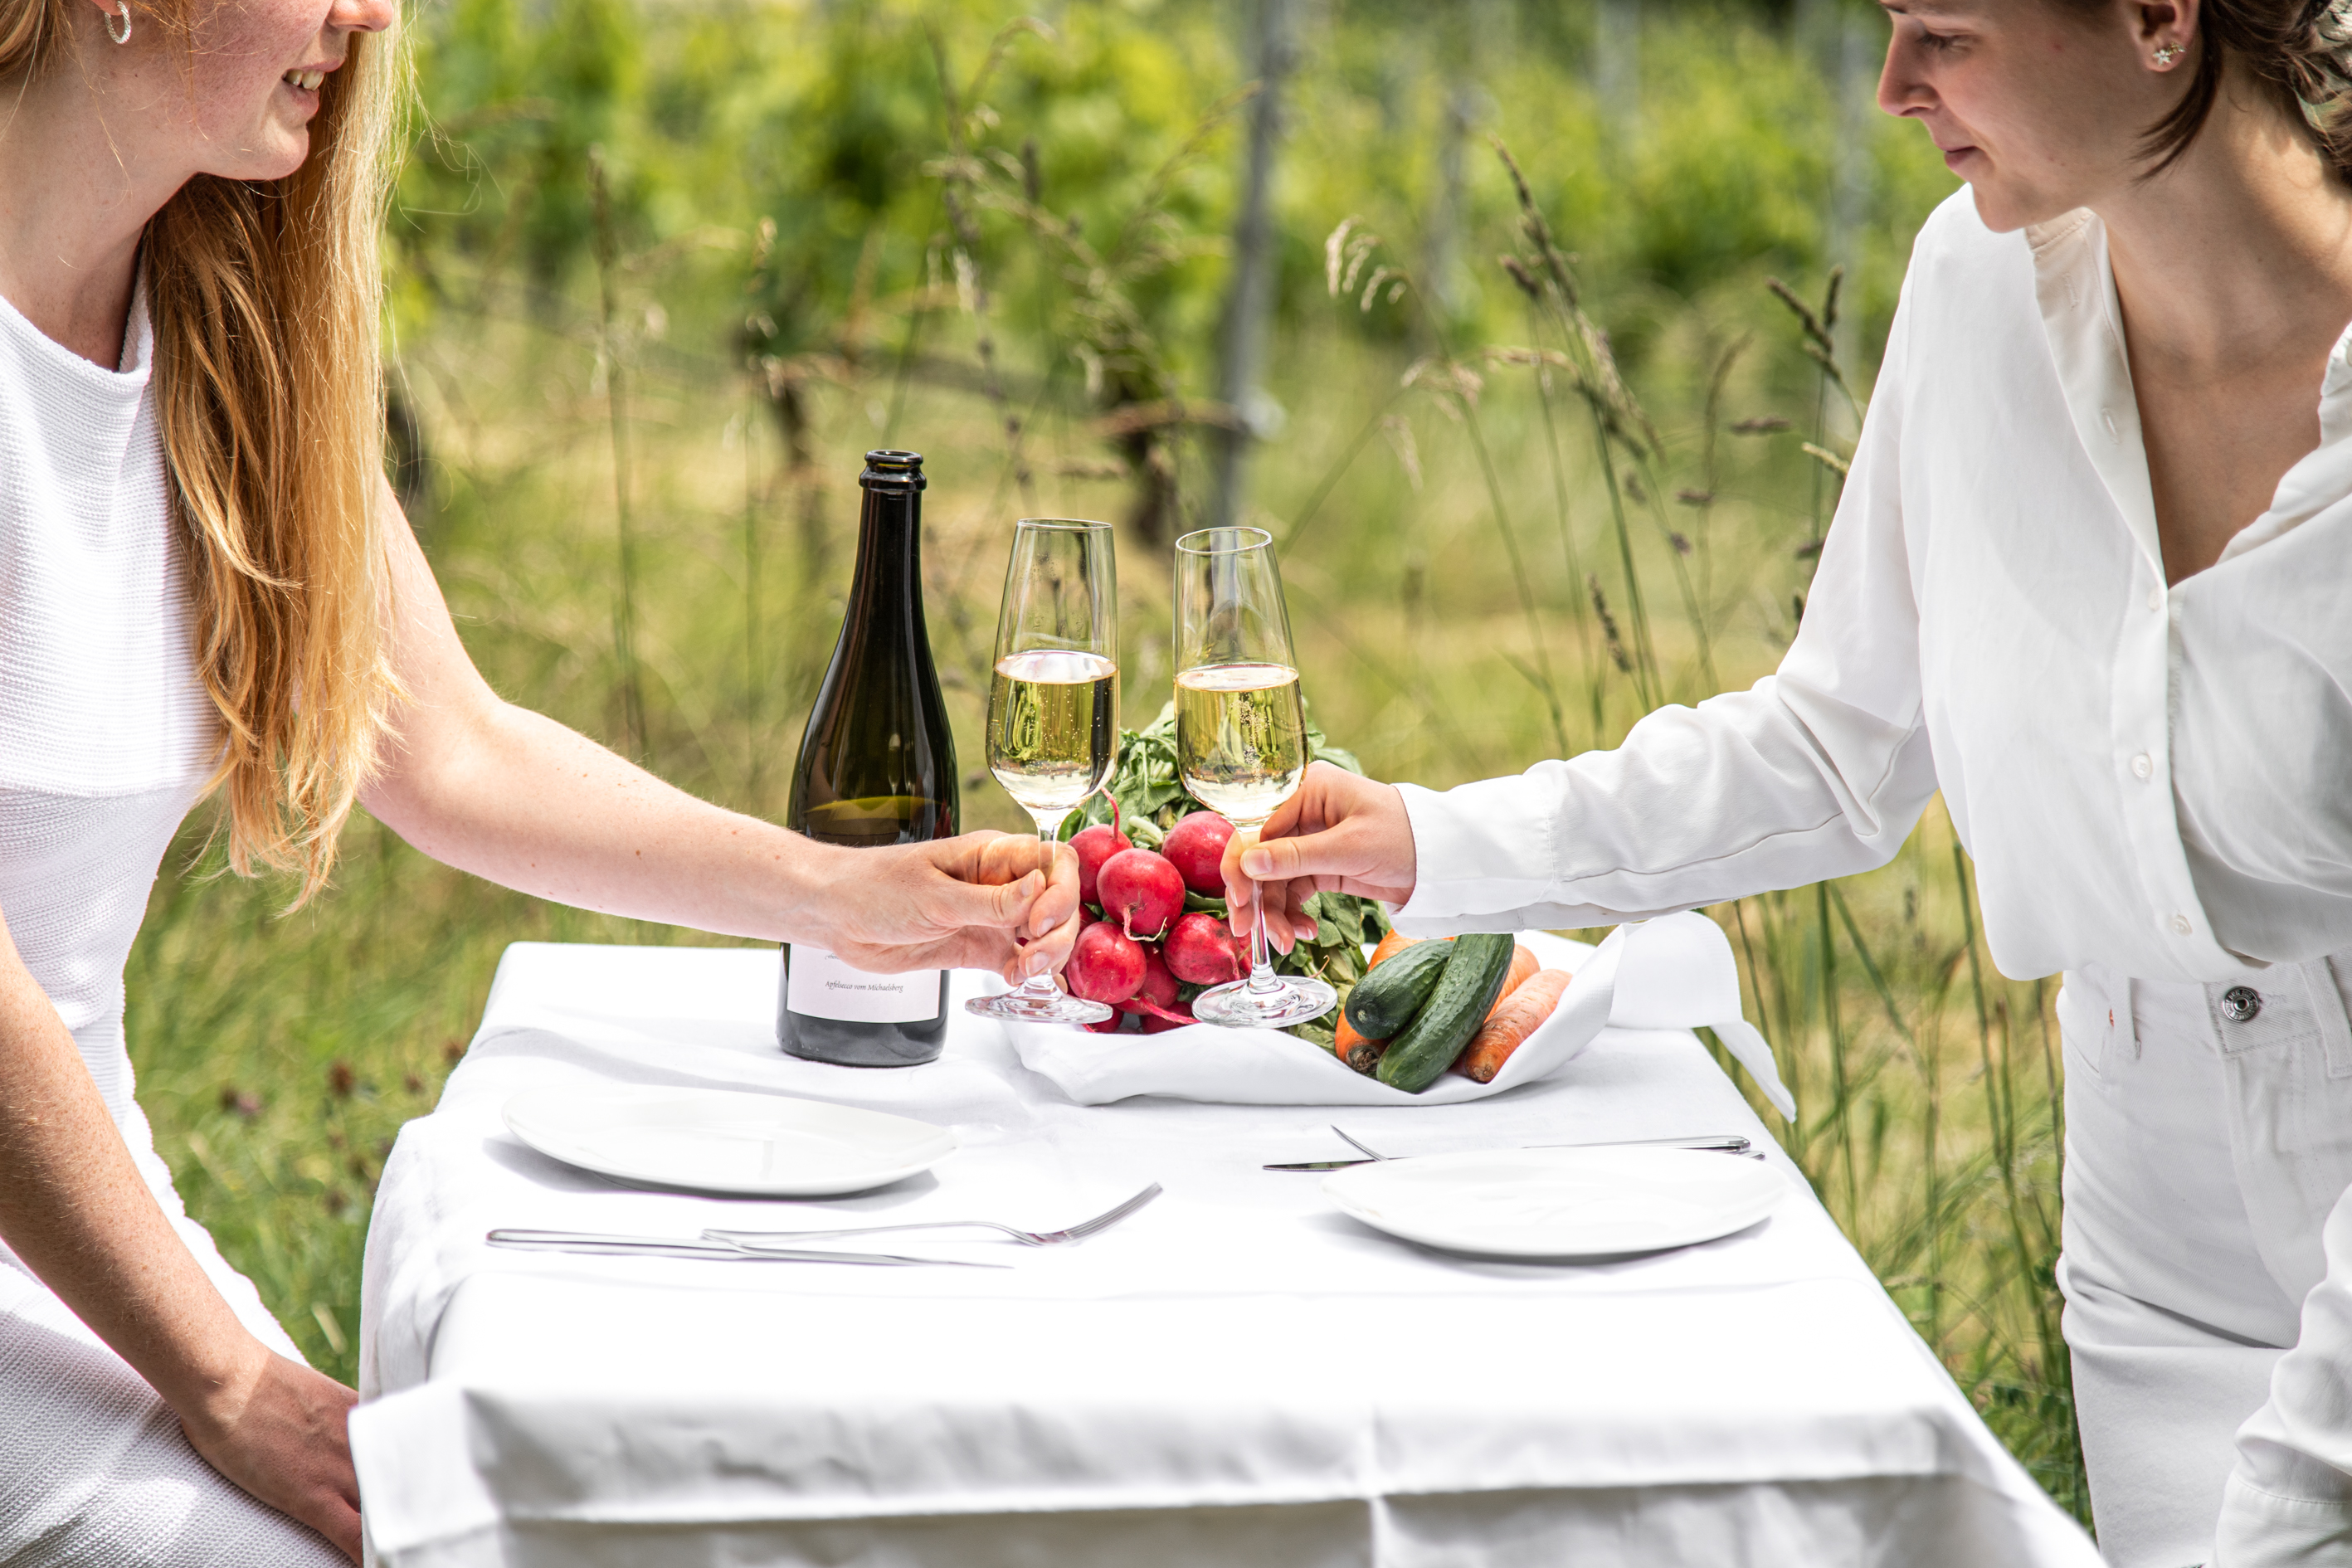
[0,0,407,904]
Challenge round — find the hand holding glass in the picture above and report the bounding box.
[967,519,1121,1025]
[1172,526,1337,1030]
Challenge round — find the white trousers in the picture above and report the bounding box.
[2059,959,2352,1568]
[0,1134,345,1566]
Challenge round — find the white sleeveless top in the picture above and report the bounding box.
[0,290,337,1568]
[0,286,220,1194]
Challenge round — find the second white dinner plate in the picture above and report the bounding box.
[502,1085,957,1197]
[1322,1144,1786,1258]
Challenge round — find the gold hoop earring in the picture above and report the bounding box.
[105,2,131,43]
[2153,41,2183,66]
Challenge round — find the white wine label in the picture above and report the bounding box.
[786,946,941,1024]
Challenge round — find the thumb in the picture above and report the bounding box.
[930,867,1045,932]
[1239,828,1338,883]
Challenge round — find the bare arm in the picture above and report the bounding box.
[358,484,1079,979]
[0,920,362,1559]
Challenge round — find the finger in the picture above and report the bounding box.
[1239,825,1346,884]
[1030,841,1082,938]
[1006,905,1081,985]
[1221,827,1260,937]
[319,1497,363,1563]
[932,868,1047,932]
[1268,876,1317,949]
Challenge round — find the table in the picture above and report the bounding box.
[352,942,2101,1568]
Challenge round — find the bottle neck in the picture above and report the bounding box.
[846,483,923,630]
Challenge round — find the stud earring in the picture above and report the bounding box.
[105,1,130,43]
[2153,41,2182,66]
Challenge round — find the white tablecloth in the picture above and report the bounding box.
[352,942,2099,1568]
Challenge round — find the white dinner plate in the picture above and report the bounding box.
[502,1085,957,1197]
[1322,1145,1786,1259]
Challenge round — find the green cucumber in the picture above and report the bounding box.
[1375,933,1517,1093]
[1342,938,1455,1040]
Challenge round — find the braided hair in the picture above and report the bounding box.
[2133,0,2352,178]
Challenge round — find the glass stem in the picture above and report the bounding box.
[1244,877,1283,995]
[1018,808,1069,996]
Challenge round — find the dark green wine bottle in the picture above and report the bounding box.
[780,450,959,1066]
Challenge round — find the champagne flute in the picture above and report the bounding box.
[966,519,1121,1026]
[1172,525,1337,1030]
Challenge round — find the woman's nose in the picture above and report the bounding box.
[329,0,398,34]
[1877,35,1931,118]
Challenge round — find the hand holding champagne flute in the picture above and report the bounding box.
[1218,761,1419,949]
[967,518,1121,1025]
[1172,526,1337,1030]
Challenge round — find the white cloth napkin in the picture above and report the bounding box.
[1002,913,1797,1116]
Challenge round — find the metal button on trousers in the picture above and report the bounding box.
[2058,955,2352,1567]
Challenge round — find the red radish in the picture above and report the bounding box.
[1065,920,1146,1004]
[1140,1010,1191,1034]
[1161,811,1236,896]
[1164,910,1250,986]
[1069,823,1130,909]
[1130,947,1180,1013]
[1098,848,1184,941]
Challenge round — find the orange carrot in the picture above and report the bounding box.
[1497,942,1541,1006]
[1366,928,1418,969]
[1453,969,1572,1083]
[1333,1013,1385,1074]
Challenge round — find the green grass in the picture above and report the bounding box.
[125,0,2087,1531]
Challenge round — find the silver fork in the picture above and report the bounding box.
[705,1181,1162,1250]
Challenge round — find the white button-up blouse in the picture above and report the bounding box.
[1392,191,2352,986]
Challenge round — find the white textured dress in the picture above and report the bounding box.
[0,291,342,1564]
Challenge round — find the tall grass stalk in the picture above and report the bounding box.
[587,144,647,758]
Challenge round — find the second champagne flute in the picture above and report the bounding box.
[1172,525,1337,1030]
[966,518,1120,1026]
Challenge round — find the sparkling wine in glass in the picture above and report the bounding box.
[966,519,1120,1026]
[1172,526,1337,1030]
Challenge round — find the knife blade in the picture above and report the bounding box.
[485,1230,1009,1267]
[1263,1132,1755,1171]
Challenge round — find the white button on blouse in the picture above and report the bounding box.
[1391,192,2352,987]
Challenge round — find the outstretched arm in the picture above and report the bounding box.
[0,923,363,1560]
[358,482,1079,981]
[1229,280,1935,946]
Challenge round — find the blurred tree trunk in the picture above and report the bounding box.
[1206,0,1298,533]
[1594,0,1641,128]
[1422,0,1502,331]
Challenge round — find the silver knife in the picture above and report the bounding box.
[485,1229,1008,1268]
[1263,1132,1754,1171]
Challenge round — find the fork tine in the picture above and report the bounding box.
[1064,1181,1162,1239]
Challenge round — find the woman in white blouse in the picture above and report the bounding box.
[0,0,1078,1563]
[1230,0,2352,1562]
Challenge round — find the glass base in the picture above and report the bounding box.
[1191,974,1338,1030]
[966,986,1114,1026]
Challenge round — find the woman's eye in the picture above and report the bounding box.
[1918,28,1959,50]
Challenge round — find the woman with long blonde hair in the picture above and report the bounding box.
[0,1,1079,1561]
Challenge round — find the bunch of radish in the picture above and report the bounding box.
[1061,807,1254,1033]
